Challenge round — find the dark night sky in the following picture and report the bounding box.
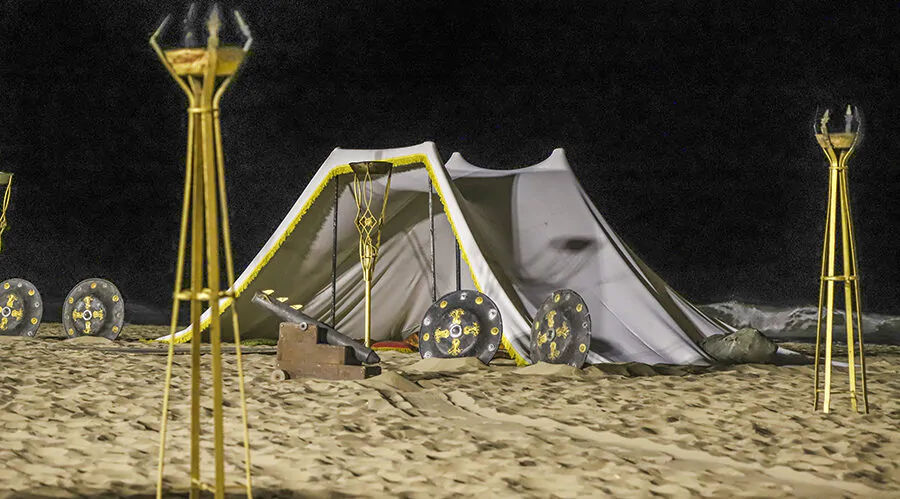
[0,1,898,324]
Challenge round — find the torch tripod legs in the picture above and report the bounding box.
[156,102,253,499]
[813,165,868,414]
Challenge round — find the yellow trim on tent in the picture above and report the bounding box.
[160,152,529,366]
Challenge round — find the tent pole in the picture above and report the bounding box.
[429,176,436,301]
[455,240,461,291]
[332,175,339,326]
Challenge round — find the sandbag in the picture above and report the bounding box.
[699,327,778,364]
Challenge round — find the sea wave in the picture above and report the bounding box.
[698,301,900,344]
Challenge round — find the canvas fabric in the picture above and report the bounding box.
[157,142,732,365]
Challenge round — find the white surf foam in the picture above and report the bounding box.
[698,301,900,344]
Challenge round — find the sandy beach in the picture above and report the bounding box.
[1,324,898,498]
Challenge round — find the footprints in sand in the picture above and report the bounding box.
[1,327,900,497]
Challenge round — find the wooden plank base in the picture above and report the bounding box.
[282,364,382,381]
[275,322,380,381]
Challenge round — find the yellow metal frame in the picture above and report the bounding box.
[812,107,869,414]
[151,9,254,499]
[349,161,394,348]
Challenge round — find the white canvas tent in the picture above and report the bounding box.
[157,141,736,365]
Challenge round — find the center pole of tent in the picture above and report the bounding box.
[455,241,461,291]
[811,105,869,414]
[350,161,394,347]
[429,176,437,301]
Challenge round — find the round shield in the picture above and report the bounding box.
[418,289,503,365]
[531,289,591,368]
[0,278,43,337]
[62,278,125,340]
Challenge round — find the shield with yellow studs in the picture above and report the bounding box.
[0,278,43,337]
[62,278,125,340]
[418,289,503,364]
[530,289,591,368]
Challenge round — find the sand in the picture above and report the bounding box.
[514,362,585,377]
[1,324,899,498]
[403,357,490,374]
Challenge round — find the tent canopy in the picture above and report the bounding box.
[158,142,733,365]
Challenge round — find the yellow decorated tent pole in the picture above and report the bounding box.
[812,105,869,414]
[150,5,254,498]
[349,161,394,348]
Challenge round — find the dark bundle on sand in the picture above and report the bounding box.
[699,328,778,364]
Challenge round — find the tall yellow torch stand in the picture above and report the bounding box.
[151,6,254,498]
[349,161,394,347]
[812,106,869,414]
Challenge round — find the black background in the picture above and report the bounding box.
[0,1,898,323]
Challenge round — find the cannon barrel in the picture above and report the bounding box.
[251,291,380,364]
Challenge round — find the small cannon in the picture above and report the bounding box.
[250,291,380,365]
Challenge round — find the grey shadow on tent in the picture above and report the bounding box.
[514,236,602,296]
